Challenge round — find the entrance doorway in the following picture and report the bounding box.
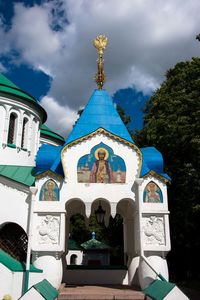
[68,213,124,267]
[63,198,135,285]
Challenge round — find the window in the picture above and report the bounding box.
[21,118,28,149]
[7,113,18,145]
[0,223,28,262]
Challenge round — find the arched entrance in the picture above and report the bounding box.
[63,198,136,285]
[0,222,28,262]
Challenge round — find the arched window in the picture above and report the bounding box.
[0,223,28,262]
[21,118,29,149]
[70,254,77,265]
[7,113,18,145]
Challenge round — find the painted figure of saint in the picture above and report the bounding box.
[144,182,161,203]
[41,180,58,201]
[90,148,114,183]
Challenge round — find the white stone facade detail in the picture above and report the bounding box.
[142,216,165,246]
[37,215,60,245]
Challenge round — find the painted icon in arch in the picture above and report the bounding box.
[143,182,163,203]
[39,179,60,201]
[77,143,126,183]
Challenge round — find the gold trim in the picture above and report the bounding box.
[142,170,171,184]
[61,128,142,178]
[93,35,108,90]
[94,147,109,160]
[35,170,63,181]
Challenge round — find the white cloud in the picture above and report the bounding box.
[1,0,200,135]
[41,95,78,138]
[10,3,60,75]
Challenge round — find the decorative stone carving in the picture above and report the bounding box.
[142,216,165,246]
[37,215,60,245]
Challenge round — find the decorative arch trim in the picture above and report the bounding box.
[61,128,142,178]
[142,170,170,183]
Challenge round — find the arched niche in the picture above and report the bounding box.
[77,142,126,184]
[0,222,28,262]
[143,181,163,203]
[70,254,78,265]
[39,179,60,201]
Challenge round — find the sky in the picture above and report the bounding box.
[0,0,200,138]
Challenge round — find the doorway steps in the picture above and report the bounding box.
[58,284,145,300]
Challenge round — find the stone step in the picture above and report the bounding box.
[58,285,145,300]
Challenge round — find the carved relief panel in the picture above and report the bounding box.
[142,215,166,248]
[36,214,60,246]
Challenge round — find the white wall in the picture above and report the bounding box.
[66,250,83,265]
[0,179,29,232]
[0,263,44,300]
[0,96,42,166]
[0,264,13,299]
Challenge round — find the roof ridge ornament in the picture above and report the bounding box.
[93,34,108,90]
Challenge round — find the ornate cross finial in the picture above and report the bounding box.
[93,35,108,90]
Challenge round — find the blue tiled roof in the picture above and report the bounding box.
[35,144,64,177]
[140,147,171,181]
[66,89,134,144]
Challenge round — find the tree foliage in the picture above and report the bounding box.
[136,57,200,280]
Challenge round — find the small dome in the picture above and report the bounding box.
[35,144,63,176]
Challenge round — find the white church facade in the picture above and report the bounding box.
[0,36,182,300]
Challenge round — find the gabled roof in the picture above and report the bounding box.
[34,279,58,300]
[0,73,47,122]
[81,234,110,250]
[66,89,134,145]
[143,279,176,299]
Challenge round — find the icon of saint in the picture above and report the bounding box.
[90,148,114,183]
[42,180,58,201]
[144,182,161,203]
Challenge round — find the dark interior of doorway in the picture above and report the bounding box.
[69,213,124,265]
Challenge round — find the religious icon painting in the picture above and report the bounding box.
[143,181,163,203]
[77,142,126,183]
[39,179,60,201]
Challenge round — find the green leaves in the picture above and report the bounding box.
[137,57,200,280]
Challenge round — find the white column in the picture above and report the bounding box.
[24,186,38,293]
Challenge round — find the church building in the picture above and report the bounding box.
[0,35,173,299]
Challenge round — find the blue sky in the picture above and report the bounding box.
[0,0,200,137]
